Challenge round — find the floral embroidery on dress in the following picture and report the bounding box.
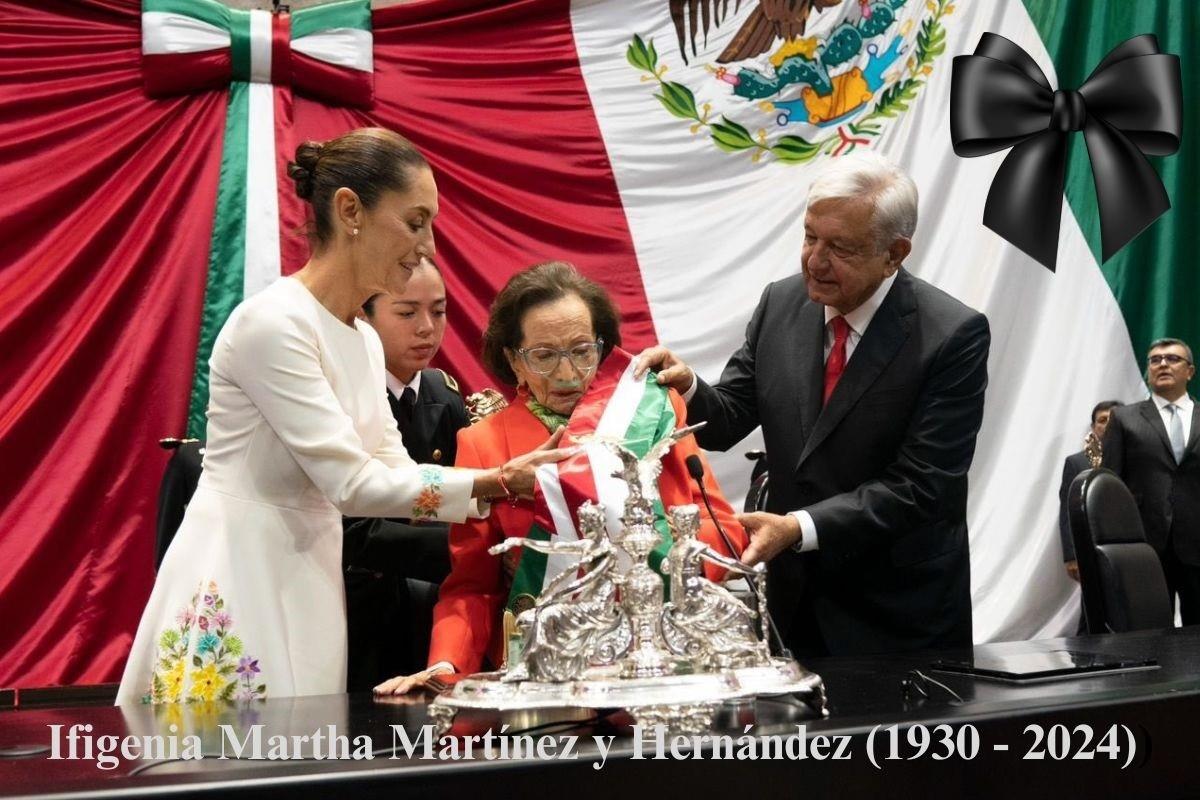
[413,465,444,521]
[145,580,266,704]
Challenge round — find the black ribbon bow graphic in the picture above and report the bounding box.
[950,33,1181,270]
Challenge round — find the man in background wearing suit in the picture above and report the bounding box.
[637,152,990,657]
[1058,400,1122,582]
[344,259,470,690]
[1102,338,1199,624]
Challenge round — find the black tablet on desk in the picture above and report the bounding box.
[930,650,1159,683]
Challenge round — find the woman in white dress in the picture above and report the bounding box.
[116,128,566,705]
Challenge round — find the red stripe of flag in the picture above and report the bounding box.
[270,12,291,88]
[564,348,632,441]
[556,454,601,536]
[539,347,635,535]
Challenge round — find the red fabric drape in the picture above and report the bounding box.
[0,0,651,687]
[0,0,225,686]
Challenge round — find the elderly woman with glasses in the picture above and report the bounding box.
[374,261,747,694]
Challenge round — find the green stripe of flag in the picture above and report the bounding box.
[505,525,553,613]
[291,0,371,41]
[142,0,230,32]
[187,81,250,438]
[626,373,676,457]
[228,8,252,82]
[628,379,678,577]
[1021,0,1198,359]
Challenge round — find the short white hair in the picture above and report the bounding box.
[805,151,918,250]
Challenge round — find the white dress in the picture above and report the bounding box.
[116,277,475,705]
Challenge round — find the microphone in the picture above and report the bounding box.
[685,454,740,558]
[685,453,793,660]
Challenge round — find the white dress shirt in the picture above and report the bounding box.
[1152,391,1194,451]
[386,370,422,402]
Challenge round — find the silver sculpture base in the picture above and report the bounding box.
[428,658,827,735]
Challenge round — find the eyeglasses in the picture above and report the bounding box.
[516,338,604,376]
[1148,354,1192,366]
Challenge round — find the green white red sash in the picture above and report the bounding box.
[506,347,678,613]
[140,0,373,437]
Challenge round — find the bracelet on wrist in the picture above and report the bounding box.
[496,471,519,506]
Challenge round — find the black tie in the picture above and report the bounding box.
[397,387,416,441]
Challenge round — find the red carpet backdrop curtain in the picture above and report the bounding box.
[0,0,651,687]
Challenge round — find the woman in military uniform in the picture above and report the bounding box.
[344,259,471,688]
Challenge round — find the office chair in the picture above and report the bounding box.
[1067,468,1172,634]
[743,450,769,513]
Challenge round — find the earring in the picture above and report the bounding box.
[352,228,359,236]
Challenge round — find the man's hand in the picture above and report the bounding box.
[1065,560,1080,582]
[634,346,695,395]
[738,511,802,565]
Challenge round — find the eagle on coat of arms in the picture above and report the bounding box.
[670,0,846,64]
[630,0,953,162]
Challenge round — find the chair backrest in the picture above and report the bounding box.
[154,440,204,569]
[743,450,769,513]
[1067,468,1172,634]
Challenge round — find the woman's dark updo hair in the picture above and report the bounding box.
[286,127,429,247]
[482,261,621,386]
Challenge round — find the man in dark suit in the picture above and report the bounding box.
[344,260,470,690]
[637,152,990,657]
[1102,338,1199,624]
[1058,400,1121,582]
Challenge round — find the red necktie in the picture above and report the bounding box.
[823,316,851,406]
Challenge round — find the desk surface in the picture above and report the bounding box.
[4,627,1200,799]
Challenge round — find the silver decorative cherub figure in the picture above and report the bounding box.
[612,503,672,677]
[488,501,630,682]
[609,423,706,505]
[660,505,771,669]
[603,425,704,679]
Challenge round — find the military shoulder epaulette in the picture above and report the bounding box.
[435,368,460,395]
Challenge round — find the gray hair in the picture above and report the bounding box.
[1148,337,1195,365]
[805,151,919,250]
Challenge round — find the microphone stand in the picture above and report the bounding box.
[684,453,793,658]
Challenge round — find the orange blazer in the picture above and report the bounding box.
[428,391,748,674]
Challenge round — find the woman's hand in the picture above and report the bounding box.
[373,666,453,696]
[503,425,572,495]
[472,426,575,502]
